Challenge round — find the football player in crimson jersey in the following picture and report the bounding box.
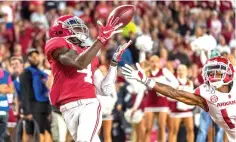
[122,56,236,142]
[44,15,130,142]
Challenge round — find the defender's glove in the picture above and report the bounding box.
[121,63,156,89]
[112,40,132,63]
[97,17,123,44]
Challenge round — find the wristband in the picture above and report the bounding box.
[97,36,107,45]
[145,78,156,89]
[111,58,118,63]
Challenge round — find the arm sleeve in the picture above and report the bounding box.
[94,69,104,96]
[94,68,118,106]
[132,83,146,110]
[20,70,32,115]
[101,65,117,96]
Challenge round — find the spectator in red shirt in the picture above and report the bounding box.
[95,2,111,20]
[221,22,234,44]
[0,22,13,47]
[198,0,216,10]
[79,7,92,24]
[219,0,233,13]
[31,22,47,53]
[15,20,33,55]
[180,1,197,8]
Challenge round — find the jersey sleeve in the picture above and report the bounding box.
[194,86,209,112]
[44,37,70,61]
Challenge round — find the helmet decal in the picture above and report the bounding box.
[49,15,89,43]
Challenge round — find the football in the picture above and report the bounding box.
[107,5,135,28]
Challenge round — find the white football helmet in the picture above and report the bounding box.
[202,56,234,88]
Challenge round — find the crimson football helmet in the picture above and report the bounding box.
[202,56,234,88]
[49,15,89,43]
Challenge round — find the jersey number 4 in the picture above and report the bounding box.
[77,64,92,84]
[220,108,235,129]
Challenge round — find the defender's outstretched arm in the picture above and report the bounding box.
[122,63,208,111]
[152,82,206,109]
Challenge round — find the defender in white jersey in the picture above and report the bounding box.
[122,56,236,142]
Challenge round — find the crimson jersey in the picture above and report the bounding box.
[195,82,236,141]
[45,37,99,108]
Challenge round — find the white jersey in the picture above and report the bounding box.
[195,82,236,141]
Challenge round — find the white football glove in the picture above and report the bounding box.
[121,63,156,89]
[112,40,132,63]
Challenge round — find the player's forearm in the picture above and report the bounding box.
[101,65,117,95]
[105,64,117,83]
[2,87,14,94]
[152,81,196,105]
[132,86,145,110]
[0,85,14,94]
[122,63,205,109]
[75,40,103,69]
[0,86,5,94]
[0,90,5,94]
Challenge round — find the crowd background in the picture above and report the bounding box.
[0,1,235,142]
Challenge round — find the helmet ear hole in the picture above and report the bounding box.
[224,75,233,83]
[57,31,63,35]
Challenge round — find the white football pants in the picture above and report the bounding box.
[60,98,102,142]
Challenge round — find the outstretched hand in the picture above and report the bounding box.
[97,16,123,44]
[121,63,146,82]
[121,63,156,89]
[112,40,132,63]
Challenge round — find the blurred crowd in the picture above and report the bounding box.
[0,1,235,142]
